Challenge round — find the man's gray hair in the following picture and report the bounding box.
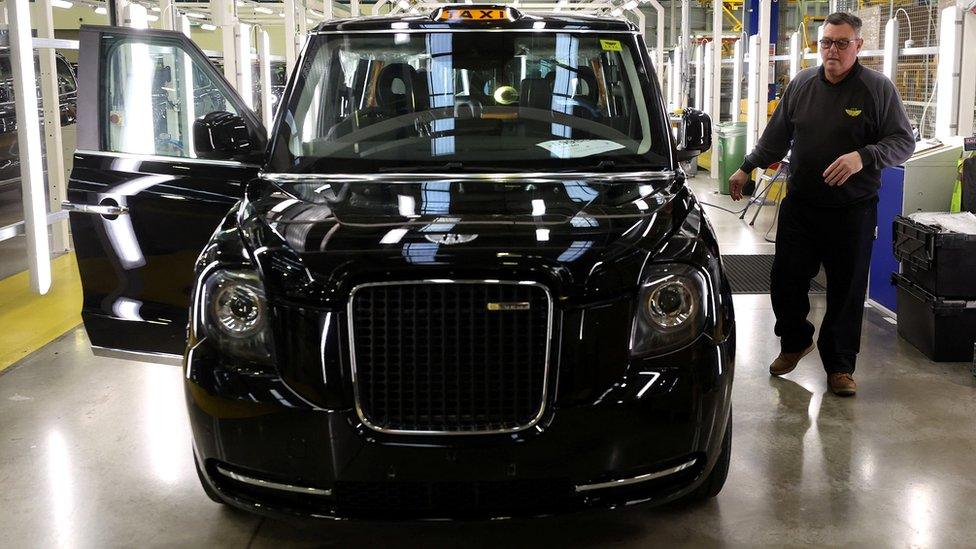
[824,12,863,36]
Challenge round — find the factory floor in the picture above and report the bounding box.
[1,176,974,548]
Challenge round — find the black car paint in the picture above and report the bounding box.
[67,13,734,520]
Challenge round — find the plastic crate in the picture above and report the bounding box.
[893,273,976,362]
[892,216,976,298]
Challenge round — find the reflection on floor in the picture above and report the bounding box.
[0,176,974,547]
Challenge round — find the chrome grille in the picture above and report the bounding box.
[348,281,552,434]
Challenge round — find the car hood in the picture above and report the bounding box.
[240,172,694,308]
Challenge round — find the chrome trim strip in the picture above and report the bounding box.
[91,346,183,366]
[75,149,260,169]
[346,279,555,436]
[62,201,129,216]
[261,170,676,182]
[574,458,698,493]
[314,29,640,35]
[215,465,332,497]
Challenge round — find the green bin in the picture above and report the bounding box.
[716,122,747,195]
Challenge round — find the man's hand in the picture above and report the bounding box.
[728,169,750,201]
[823,151,864,186]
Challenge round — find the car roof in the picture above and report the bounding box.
[312,5,639,33]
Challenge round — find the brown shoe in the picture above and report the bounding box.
[828,373,857,396]
[769,343,815,376]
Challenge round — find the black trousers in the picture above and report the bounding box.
[770,195,878,374]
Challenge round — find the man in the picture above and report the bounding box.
[728,12,915,396]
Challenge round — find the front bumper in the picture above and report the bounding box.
[185,332,733,520]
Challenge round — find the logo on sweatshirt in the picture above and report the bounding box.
[845,108,863,117]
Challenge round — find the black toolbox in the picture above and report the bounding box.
[893,273,976,362]
[893,216,976,298]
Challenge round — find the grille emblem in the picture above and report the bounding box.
[487,302,531,311]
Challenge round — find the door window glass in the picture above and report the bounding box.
[103,39,238,158]
[56,58,77,95]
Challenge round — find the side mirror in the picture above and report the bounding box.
[193,111,254,160]
[676,108,712,161]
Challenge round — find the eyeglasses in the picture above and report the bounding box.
[819,38,859,50]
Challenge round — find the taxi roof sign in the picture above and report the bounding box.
[432,5,521,22]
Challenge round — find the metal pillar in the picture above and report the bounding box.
[755,0,771,136]
[647,0,666,86]
[935,6,965,138]
[215,0,239,90]
[694,43,704,109]
[352,0,361,17]
[882,18,899,81]
[257,29,274,132]
[703,46,713,117]
[816,25,825,67]
[37,0,69,253]
[8,0,52,294]
[711,0,722,178]
[159,0,175,30]
[745,34,759,154]
[958,12,976,137]
[789,31,801,78]
[284,0,298,73]
[732,39,742,122]
[680,0,691,108]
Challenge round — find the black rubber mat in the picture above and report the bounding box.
[722,254,827,294]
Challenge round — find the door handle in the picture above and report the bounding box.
[62,201,129,217]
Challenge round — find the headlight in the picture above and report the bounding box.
[631,263,710,356]
[197,269,274,364]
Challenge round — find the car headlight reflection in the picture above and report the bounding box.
[631,264,710,356]
[198,269,274,364]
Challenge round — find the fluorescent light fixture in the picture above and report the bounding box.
[200,23,217,31]
[94,6,108,14]
[186,11,205,19]
[254,6,274,14]
[51,0,73,9]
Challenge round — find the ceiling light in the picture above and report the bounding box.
[254,6,273,14]
[186,11,205,19]
[51,0,73,9]
[200,23,217,31]
[94,6,108,15]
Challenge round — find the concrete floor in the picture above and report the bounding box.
[1,176,975,547]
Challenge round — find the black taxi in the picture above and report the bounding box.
[65,5,734,519]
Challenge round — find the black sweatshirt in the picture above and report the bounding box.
[740,61,915,207]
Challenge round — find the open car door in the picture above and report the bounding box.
[65,26,266,364]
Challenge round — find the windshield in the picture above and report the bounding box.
[268,31,672,173]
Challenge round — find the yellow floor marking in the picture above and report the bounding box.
[0,253,82,374]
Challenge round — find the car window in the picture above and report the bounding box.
[270,32,670,173]
[56,58,77,95]
[103,39,238,158]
